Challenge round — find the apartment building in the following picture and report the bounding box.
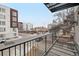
[0,5,18,40]
[18,22,23,32]
[26,23,33,31]
[22,23,28,31]
[22,23,33,31]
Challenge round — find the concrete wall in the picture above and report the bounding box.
[74,26,79,45]
[74,6,79,46]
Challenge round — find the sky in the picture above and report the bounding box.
[2,3,53,27]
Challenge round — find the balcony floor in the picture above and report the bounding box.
[46,42,77,56]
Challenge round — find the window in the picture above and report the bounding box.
[12,11,17,16]
[0,21,5,25]
[2,8,5,13]
[0,27,6,32]
[0,8,1,12]
[12,17,17,21]
[0,34,4,37]
[2,21,5,25]
[4,28,6,31]
[13,28,16,32]
[0,21,1,25]
[0,8,6,13]
[12,22,17,27]
[0,14,5,19]
[14,33,16,36]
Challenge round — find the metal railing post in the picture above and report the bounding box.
[24,43,26,56]
[45,35,47,55]
[15,46,16,56]
[34,40,37,56]
[27,42,28,56]
[19,44,21,56]
[32,41,34,56]
[9,48,10,56]
[1,50,3,56]
[52,33,53,43]
[30,41,31,56]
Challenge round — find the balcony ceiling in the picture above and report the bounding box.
[44,3,79,13]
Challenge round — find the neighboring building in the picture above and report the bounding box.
[26,23,33,31]
[18,22,23,32]
[23,23,28,31]
[0,5,18,40]
[21,23,33,32]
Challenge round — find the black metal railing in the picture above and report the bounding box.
[73,41,79,55]
[0,33,58,56]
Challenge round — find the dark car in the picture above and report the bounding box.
[35,37,43,42]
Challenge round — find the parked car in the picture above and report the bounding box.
[35,37,43,42]
[0,38,6,44]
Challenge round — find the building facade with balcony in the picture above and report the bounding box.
[0,5,18,40]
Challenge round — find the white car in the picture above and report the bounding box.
[0,38,6,43]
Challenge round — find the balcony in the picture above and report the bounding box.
[0,32,79,56]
